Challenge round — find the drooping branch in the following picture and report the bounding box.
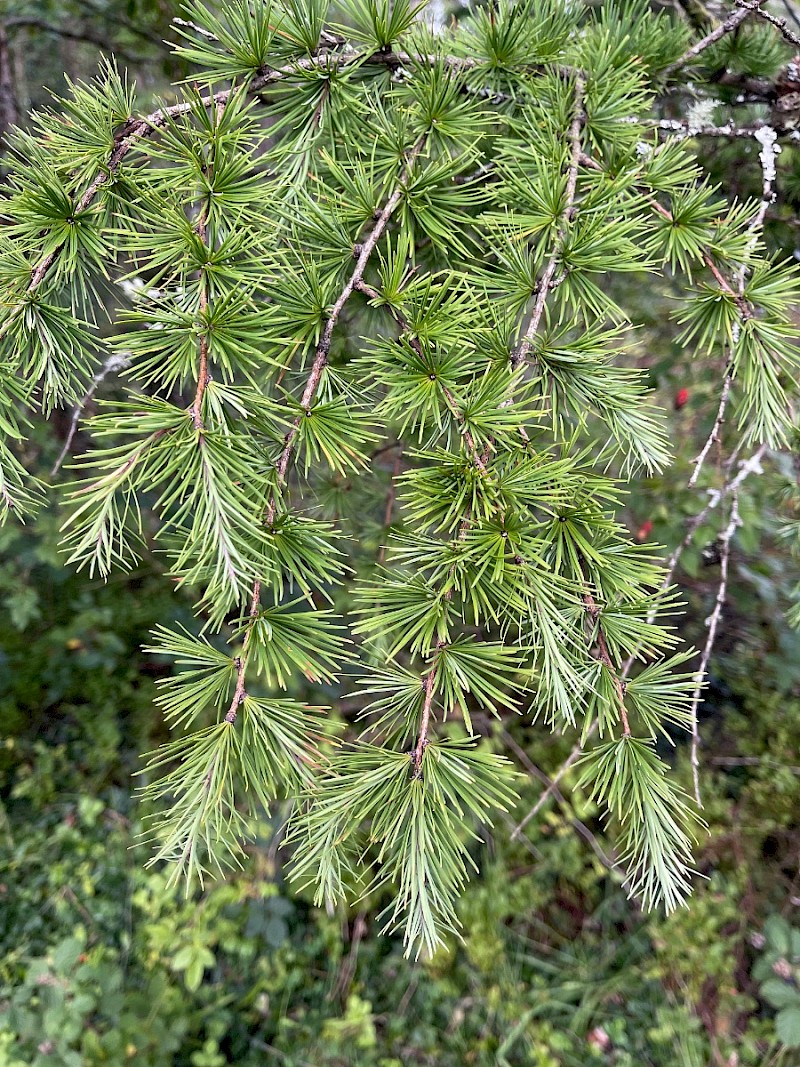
[225,134,430,726]
[266,134,428,525]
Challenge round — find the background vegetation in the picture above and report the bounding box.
[2,1,800,1064]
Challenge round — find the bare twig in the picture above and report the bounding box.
[50,352,131,476]
[662,445,767,596]
[510,727,595,839]
[780,0,800,34]
[664,0,768,75]
[647,116,770,138]
[502,729,617,869]
[745,0,800,46]
[0,24,18,142]
[687,488,742,805]
[3,16,150,62]
[689,372,734,489]
[330,912,368,1001]
[746,126,780,251]
[710,755,800,773]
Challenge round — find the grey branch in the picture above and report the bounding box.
[665,0,768,75]
[50,353,131,477]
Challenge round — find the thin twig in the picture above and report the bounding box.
[413,658,439,776]
[687,487,742,806]
[780,0,800,34]
[50,352,131,476]
[510,727,594,839]
[190,209,210,430]
[745,0,800,46]
[689,373,734,489]
[647,116,770,138]
[664,0,768,75]
[663,445,766,595]
[502,729,617,869]
[223,581,262,725]
[265,135,426,526]
[582,589,631,736]
[710,755,800,773]
[511,73,586,370]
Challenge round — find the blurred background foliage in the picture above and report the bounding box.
[2,0,800,1064]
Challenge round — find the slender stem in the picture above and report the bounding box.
[689,373,733,489]
[511,73,586,370]
[746,0,800,46]
[664,0,767,75]
[265,135,427,527]
[686,489,742,805]
[413,658,439,777]
[50,353,131,476]
[223,581,261,725]
[510,726,595,838]
[190,211,210,430]
[582,589,631,737]
[502,728,617,868]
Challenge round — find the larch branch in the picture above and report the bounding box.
[511,72,585,370]
[664,0,768,75]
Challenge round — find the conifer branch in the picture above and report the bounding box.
[664,0,768,75]
[511,73,585,370]
[413,657,439,776]
[190,211,210,431]
[15,0,798,937]
[745,0,800,47]
[233,134,430,737]
[267,134,428,522]
[582,588,631,737]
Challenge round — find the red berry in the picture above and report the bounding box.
[674,387,690,410]
[636,519,653,541]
